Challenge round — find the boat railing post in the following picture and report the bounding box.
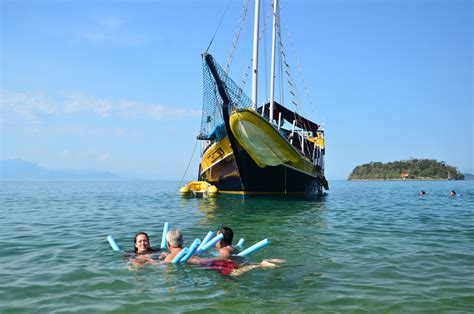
[278,112,282,129]
[312,141,317,161]
[301,132,305,153]
[290,120,296,144]
[319,149,322,167]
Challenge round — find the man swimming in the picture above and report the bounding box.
[215,227,235,259]
[192,226,285,276]
[159,229,185,263]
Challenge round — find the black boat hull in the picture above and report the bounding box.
[199,145,321,196]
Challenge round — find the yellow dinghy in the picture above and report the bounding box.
[229,108,301,168]
[180,181,218,198]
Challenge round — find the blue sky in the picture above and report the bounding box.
[1,0,472,180]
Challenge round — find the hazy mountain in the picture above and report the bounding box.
[463,173,474,180]
[0,159,126,181]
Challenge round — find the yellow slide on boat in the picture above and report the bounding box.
[229,108,300,168]
[180,181,218,198]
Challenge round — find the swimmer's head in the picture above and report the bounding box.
[166,229,183,248]
[217,227,234,247]
[134,232,150,253]
[450,190,456,196]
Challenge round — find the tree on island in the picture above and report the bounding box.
[348,159,464,180]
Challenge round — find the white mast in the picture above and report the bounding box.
[251,0,261,110]
[269,0,278,123]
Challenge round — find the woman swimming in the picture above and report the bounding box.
[130,232,161,265]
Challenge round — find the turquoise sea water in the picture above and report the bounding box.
[1,180,473,313]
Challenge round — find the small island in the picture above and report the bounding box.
[348,159,464,181]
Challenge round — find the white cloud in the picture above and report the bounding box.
[98,153,109,161]
[80,17,124,42]
[1,90,200,123]
[0,90,58,123]
[115,128,126,136]
[63,91,112,117]
[78,16,148,46]
[60,148,110,162]
[118,101,201,120]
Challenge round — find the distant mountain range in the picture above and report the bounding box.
[0,159,126,181]
[464,173,474,180]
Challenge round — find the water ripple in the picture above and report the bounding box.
[0,180,473,312]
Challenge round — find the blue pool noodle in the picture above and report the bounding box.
[196,231,214,252]
[172,247,189,264]
[161,222,170,249]
[236,238,245,248]
[179,239,201,263]
[107,235,122,252]
[236,239,269,257]
[196,233,224,253]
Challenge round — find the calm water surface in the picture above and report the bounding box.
[1,180,473,312]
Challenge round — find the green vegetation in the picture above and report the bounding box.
[348,159,464,181]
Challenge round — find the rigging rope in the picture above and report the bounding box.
[239,3,272,92]
[206,0,233,53]
[225,0,250,74]
[281,7,318,124]
[173,139,199,199]
[263,8,269,102]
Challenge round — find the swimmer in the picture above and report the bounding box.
[160,228,286,276]
[419,190,426,196]
[161,229,185,263]
[130,232,160,265]
[215,227,235,259]
[134,232,151,254]
[202,258,286,276]
[134,232,161,254]
[449,190,456,197]
[194,227,285,276]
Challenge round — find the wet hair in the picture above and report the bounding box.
[450,190,456,196]
[166,229,183,248]
[219,227,234,246]
[134,232,150,253]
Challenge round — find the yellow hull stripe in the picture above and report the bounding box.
[200,136,233,171]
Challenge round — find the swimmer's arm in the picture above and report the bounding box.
[187,257,200,263]
[187,257,215,264]
[132,254,157,265]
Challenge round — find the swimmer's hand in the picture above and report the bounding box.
[158,252,168,260]
[260,259,286,268]
[263,259,286,263]
[187,257,201,264]
[131,254,157,266]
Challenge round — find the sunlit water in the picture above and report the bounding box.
[1,180,473,312]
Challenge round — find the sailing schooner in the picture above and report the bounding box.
[195,0,328,196]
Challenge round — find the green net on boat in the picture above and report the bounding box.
[199,53,253,140]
